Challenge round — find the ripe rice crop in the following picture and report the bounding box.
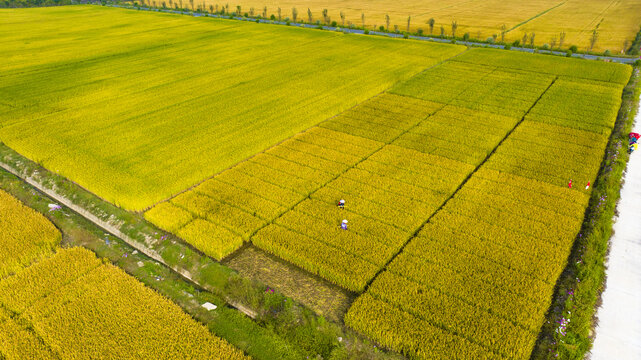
[319,93,443,143]
[0,247,247,359]
[526,78,626,134]
[391,61,555,118]
[0,308,52,360]
[145,95,435,261]
[343,49,628,358]
[193,0,641,52]
[455,48,632,84]
[0,6,465,211]
[0,189,60,278]
[255,143,473,291]
[134,42,630,358]
[392,105,520,164]
[347,169,590,359]
[486,121,611,188]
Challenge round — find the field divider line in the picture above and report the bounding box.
[338,77,561,357]
[0,161,259,320]
[505,1,567,33]
[250,65,505,277]
[246,52,477,225]
[359,76,560,294]
[575,0,617,40]
[144,53,473,254]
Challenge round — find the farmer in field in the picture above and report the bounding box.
[585,182,590,190]
[341,219,348,230]
[338,199,345,209]
[568,179,573,189]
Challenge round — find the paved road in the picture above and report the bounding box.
[109,5,640,64]
[590,99,641,359]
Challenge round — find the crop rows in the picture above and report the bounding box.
[454,48,632,85]
[346,166,591,359]
[391,60,555,119]
[392,105,520,165]
[525,78,625,134]
[143,47,628,358]
[485,120,611,189]
[319,93,443,143]
[0,247,248,359]
[251,59,564,291]
[0,189,60,278]
[346,51,626,359]
[147,93,450,264]
[254,145,473,292]
[146,124,385,260]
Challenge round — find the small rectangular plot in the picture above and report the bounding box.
[266,145,349,174]
[252,224,378,292]
[320,118,404,143]
[386,251,545,333]
[311,186,423,230]
[319,93,441,143]
[326,176,438,216]
[295,127,382,157]
[356,159,461,195]
[367,271,536,360]
[279,138,362,166]
[294,198,407,247]
[251,153,334,183]
[342,168,445,205]
[234,160,321,195]
[216,168,302,206]
[194,179,286,220]
[527,78,623,133]
[275,210,393,266]
[177,219,244,261]
[144,201,194,233]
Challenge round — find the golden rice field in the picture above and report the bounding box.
[147,46,631,358]
[0,190,245,359]
[0,6,464,211]
[0,248,248,359]
[0,189,60,278]
[186,0,641,52]
[1,4,635,359]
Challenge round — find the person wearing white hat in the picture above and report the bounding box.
[341,219,348,230]
[338,199,345,209]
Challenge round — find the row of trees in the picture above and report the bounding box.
[131,1,631,54]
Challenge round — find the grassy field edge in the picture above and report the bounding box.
[531,64,641,359]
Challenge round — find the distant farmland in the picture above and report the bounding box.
[180,0,641,52]
[1,5,634,359]
[0,6,463,210]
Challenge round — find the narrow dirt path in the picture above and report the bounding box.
[590,100,641,359]
[0,161,258,319]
